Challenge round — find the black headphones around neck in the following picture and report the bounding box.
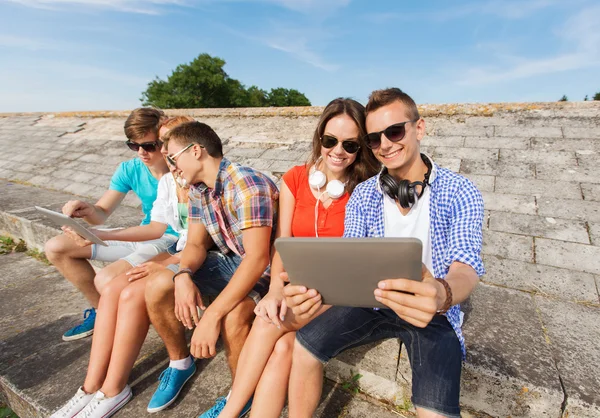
[380,153,432,208]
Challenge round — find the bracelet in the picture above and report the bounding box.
[172,268,193,282]
[435,278,453,314]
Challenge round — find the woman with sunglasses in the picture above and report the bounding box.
[50,116,196,418]
[202,98,380,418]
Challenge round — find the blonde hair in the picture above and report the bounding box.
[160,116,196,133]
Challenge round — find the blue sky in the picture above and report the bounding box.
[1,0,599,112]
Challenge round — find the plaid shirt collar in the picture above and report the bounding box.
[191,157,230,198]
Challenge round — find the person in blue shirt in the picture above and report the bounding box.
[283,88,485,418]
[44,107,177,342]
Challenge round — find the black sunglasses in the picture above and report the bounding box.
[364,119,419,150]
[320,135,360,154]
[125,140,163,153]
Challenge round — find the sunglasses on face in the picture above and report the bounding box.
[166,143,197,167]
[320,135,360,154]
[364,119,419,150]
[126,140,162,153]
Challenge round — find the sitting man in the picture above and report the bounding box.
[144,121,279,415]
[284,88,485,418]
[44,107,179,341]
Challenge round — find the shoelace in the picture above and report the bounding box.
[205,397,227,418]
[71,309,95,333]
[58,393,86,417]
[78,397,100,418]
[158,368,174,390]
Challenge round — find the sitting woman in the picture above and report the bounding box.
[50,116,195,418]
[201,98,380,418]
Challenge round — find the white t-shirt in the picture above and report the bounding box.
[383,184,433,273]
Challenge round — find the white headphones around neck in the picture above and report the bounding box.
[308,158,345,199]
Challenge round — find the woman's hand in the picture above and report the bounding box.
[254,285,287,328]
[126,261,165,282]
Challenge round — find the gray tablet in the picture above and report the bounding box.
[35,206,108,247]
[275,237,422,308]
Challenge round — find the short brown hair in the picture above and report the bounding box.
[365,88,420,121]
[124,107,166,141]
[308,98,380,193]
[160,115,195,133]
[163,121,223,158]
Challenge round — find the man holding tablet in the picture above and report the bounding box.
[283,88,485,418]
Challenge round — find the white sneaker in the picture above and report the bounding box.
[50,387,95,418]
[75,385,132,418]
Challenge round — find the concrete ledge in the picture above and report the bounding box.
[1,101,599,119]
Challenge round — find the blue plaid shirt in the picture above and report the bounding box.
[343,162,485,357]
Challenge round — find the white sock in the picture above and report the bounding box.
[226,390,231,401]
[169,356,193,370]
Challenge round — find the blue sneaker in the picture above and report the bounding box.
[62,308,96,341]
[198,396,252,418]
[147,363,197,413]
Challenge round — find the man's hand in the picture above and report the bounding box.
[374,265,445,328]
[174,274,204,330]
[126,261,165,282]
[254,284,287,328]
[61,226,92,247]
[282,272,322,320]
[190,314,221,359]
[62,200,95,219]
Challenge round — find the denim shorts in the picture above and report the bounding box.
[91,234,178,267]
[167,250,269,305]
[296,307,462,417]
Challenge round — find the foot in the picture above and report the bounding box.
[49,387,94,418]
[147,362,197,413]
[63,308,96,341]
[74,385,132,418]
[198,396,253,418]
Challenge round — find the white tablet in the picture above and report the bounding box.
[275,237,423,308]
[35,206,108,247]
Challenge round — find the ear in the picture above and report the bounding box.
[192,144,203,159]
[415,118,426,142]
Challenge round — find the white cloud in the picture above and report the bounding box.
[6,0,188,14]
[457,5,600,85]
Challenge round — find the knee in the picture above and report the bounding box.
[94,267,117,295]
[145,270,174,307]
[44,235,69,262]
[100,278,125,302]
[272,334,294,360]
[119,284,145,307]
[293,339,319,367]
[222,301,254,334]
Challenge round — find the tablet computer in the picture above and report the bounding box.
[35,206,108,247]
[275,237,422,308]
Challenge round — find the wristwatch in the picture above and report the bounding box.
[172,268,193,282]
[435,278,453,314]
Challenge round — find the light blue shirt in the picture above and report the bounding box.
[343,162,485,357]
[109,158,177,237]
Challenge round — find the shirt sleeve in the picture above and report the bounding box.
[443,178,486,276]
[282,165,303,198]
[343,185,368,238]
[109,162,132,194]
[150,175,171,226]
[188,190,204,225]
[235,175,278,230]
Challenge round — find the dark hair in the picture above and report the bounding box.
[365,88,420,121]
[162,121,223,158]
[124,107,166,140]
[308,98,380,193]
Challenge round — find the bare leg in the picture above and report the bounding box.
[45,234,97,307]
[220,297,256,378]
[416,408,449,418]
[100,277,150,397]
[82,274,131,393]
[93,259,136,295]
[249,332,295,418]
[145,269,189,360]
[287,339,324,418]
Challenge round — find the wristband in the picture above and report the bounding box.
[435,278,453,314]
[172,268,193,282]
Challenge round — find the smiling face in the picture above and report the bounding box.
[320,114,360,176]
[166,140,202,185]
[365,100,425,175]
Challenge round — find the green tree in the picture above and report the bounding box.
[594,92,600,101]
[266,88,311,107]
[559,95,568,102]
[141,53,310,108]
